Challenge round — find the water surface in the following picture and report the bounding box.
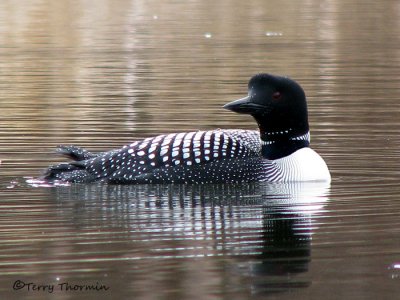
[1,0,400,299]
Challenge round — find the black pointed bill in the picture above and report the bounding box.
[223,96,266,114]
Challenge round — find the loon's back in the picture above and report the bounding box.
[45,129,265,184]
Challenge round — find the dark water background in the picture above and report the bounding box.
[1,1,400,299]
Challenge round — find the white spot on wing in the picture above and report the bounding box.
[149,145,157,153]
[130,141,139,147]
[138,143,148,150]
[160,148,168,156]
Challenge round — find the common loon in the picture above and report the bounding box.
[43,73,331,184]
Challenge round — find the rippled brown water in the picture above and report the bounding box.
[1,0,400,299]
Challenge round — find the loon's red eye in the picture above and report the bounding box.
[272,91,282,100]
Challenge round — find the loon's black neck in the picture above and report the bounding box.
[260,131,310,160]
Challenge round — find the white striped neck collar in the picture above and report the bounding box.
[260,131,311,159]
[261,131,310,145]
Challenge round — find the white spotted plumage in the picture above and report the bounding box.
[44,128,328,184]
[60,129,261,183]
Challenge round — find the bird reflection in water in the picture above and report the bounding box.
[45,181,329,297]
[232,182,329,295]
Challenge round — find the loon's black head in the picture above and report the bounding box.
[224,73,309,142]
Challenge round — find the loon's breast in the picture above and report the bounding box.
[263,147,331,182]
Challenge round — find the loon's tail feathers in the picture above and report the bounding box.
[42,160,94,183]
[42,145,115,183]
[41,145,97,182]
[56,145,98,161]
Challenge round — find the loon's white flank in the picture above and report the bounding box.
[269,147,331,182]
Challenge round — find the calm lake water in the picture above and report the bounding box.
[1,0,400,299]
